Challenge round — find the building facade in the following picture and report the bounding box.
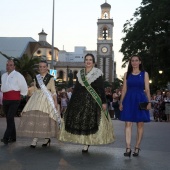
[0,2,116,84]
[58,1,116,83]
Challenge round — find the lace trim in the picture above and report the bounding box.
[77,67,103,86]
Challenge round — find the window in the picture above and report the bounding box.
[58,70,63,79]
[37,50,41,54]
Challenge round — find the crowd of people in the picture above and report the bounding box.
[150,90,170,122]
[0,54,169,158]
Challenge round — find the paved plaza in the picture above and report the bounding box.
[0,118,170,170]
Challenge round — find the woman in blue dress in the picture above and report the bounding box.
[119,55,151,157]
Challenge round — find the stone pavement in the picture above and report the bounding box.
[0,118,170,170]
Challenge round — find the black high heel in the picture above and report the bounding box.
[133,147,141,157]
[30,138,38,148]
[124,148,132,157]
[82,145,90,153]
[30,144,37,148]
[42,138,51,147]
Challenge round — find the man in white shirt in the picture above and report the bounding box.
[1,59,28,144]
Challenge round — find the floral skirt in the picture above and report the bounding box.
[17,111,59,138]
[17,89,60,138]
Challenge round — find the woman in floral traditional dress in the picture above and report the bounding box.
[17,61,61,148]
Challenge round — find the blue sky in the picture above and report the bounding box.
[0,0,142,78]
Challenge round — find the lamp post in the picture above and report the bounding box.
[66,66,69,84]
[51,0,55,69]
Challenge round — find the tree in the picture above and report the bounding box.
[0,51,41,84]
[120,0,170,91]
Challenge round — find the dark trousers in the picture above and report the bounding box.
[112,101,120,119]
[3,100,20,140]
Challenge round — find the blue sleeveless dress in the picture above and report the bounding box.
[120,71,150,122]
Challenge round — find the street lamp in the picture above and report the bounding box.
[51,0,55,69]
[159,70,163,74]
[149,80,152,84]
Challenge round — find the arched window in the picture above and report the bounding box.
[102,27,108,40]
[58,70,63,79]
[103,12,108,19]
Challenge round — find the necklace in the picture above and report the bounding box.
[132,71,140,75]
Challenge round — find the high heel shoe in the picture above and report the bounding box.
[30,144,37,148]
[42,138,51,147]
[82,145,90,153]
[30,138,38,148]
[133,147,141,157]
[124,148,132,157]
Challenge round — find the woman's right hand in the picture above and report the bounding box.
[119,103,123,111]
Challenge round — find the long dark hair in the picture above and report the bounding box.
[126,55,144,79]
[84,53,95,63]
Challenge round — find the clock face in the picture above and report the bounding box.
[102,47,108,53]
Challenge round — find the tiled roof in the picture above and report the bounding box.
[0,37,36,58]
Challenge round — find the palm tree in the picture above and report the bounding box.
[0,51,41,84]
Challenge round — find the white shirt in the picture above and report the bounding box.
[1,70,28,96]
[67,92,72,100]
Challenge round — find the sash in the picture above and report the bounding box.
[80,69,108,119]
[36,74,61,129]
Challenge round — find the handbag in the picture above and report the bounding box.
[139,102,149,110]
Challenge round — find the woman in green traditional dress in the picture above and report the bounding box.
[59,53,115,152]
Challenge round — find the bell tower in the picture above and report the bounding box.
[97,1,114,82]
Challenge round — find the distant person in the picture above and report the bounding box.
[1,59,28,145]
[112,89,121,119]
[59,53,115,153]
[67,87,73,100]
[119,55,151,157]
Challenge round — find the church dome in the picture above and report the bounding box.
[101,2,111,8]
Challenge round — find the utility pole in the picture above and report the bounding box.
[51,0,55,69]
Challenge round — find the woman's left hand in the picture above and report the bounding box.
[147,103,151,110]
[102,104,107,111]
[54,101,58,109]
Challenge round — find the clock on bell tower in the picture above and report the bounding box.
[97,1,114,83]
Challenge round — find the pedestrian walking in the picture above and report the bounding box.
[119,55,151,157]
[59,53,115,152]
[1,59,28,144]
[17,60,61,148]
